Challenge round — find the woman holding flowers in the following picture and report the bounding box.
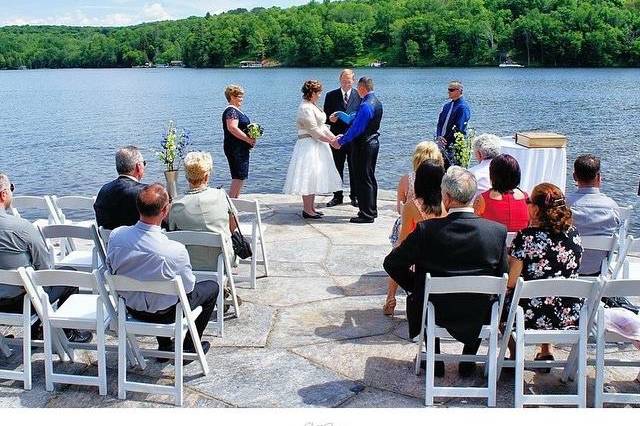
[223,84,256,198]
[283,80,342,219]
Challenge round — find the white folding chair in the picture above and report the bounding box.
[50,195,96,227]
[27,267,110,395]
[231,198,269,289]
[617,205,633,243]
[104,272,210,407]
[414,273,508,407]
[506,232,516,248]
[10,195,60,227]
[39,224,98,273]
[579,235,619,279]
[594,277,640,407]
[0,268,38,390]
[165,230,234,335]
[619,236,640,280]
[497,277,599,407]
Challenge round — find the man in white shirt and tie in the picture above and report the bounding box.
[324,69,361,207]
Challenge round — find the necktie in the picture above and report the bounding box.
[343,91,349,108]
[440,101,454,137]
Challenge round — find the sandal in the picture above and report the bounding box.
[534,353,554,374]
[383,297,396,316]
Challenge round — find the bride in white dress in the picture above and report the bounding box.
[283,80,342,219]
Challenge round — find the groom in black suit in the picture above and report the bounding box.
[384,167,508,377]
[323,69,361,208]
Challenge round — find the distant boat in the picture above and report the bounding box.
[240,61,263,68]
[369,61,387,68]
[499,59,524,68]
[17,65,27,70]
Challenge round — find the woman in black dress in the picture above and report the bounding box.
[223,85,256,198]
[507,182,583,364]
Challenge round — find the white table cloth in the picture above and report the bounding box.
[499,137,566,194]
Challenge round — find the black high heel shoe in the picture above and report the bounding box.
[302,211,322,219]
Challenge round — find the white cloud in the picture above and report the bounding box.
[142,3,172,21]
[0,3,173,27]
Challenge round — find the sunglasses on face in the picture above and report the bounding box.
[448,88,459,92]
[10,183,14,192]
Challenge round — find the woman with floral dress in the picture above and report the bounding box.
[506,182,583,365]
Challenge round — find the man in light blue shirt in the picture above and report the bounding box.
[107,183,218,357]
[567,155,620,275]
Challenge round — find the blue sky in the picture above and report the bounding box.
[0,1,311,27]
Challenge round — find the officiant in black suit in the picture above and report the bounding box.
[323,69,361,208]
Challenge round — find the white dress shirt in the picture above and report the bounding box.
[468,159,492,196]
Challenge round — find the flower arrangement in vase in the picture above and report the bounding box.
[157,120,190,199]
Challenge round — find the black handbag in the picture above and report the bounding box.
[223,190,253,259]
[231,228,252,259]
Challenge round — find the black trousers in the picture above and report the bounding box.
[351,136,379,220]
[128,280,218,350]
[330,144,356,200]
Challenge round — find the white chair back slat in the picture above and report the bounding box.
[516,278,596,299]
[617,205,633,241]
[599,279,640,298]
[10,195,60,224]
[104,272,181,296]
[40,224,94,241]
[506,232,517,248]
[231,198,260,213]
[425,274,508,295]
[98,226,112,244]
[50,195,96,224]
[28,269,99,292]
[580,235,618,252]
[0,269,25,287]
[166,230,224,249]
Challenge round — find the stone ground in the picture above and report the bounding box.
[1,191,639,408]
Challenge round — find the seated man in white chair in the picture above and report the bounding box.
[106,183,218,361]
[0,172,91,343]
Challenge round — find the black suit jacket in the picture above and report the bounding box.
[383,212,508,343]
[323,87,361,136]
[94,176,146,230]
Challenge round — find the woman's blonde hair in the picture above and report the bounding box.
[224,84,245,102]
[184,151,213,185]
[412,141,444,171]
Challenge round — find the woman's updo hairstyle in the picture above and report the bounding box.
[301,80,323,100]
[529,183,572,234]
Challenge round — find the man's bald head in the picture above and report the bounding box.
[136,183,169,219]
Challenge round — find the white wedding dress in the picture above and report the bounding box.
[283,100,342,195]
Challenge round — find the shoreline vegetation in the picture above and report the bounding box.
[0,0,639,70]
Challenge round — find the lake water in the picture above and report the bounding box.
[0,67,638,233]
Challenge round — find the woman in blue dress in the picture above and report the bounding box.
[222,84,256,198]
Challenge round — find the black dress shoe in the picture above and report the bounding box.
[350,216,374,224]
[458,362,477,377]
[302,211,322,219]
[182,341,211,366]
[315,210,325,216]
[65,329,93,344]
[326,197,343,207]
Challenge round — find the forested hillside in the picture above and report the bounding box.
[1,0,639,68]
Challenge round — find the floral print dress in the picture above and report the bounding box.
[510,227,583,330]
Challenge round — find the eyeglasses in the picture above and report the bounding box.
[9,183,14,192]
[448,88,459,92]
[140,160,146,167]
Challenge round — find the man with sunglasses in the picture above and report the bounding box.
[94,145,147,230]
[0,173,91,343]
[436,80,471,169]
